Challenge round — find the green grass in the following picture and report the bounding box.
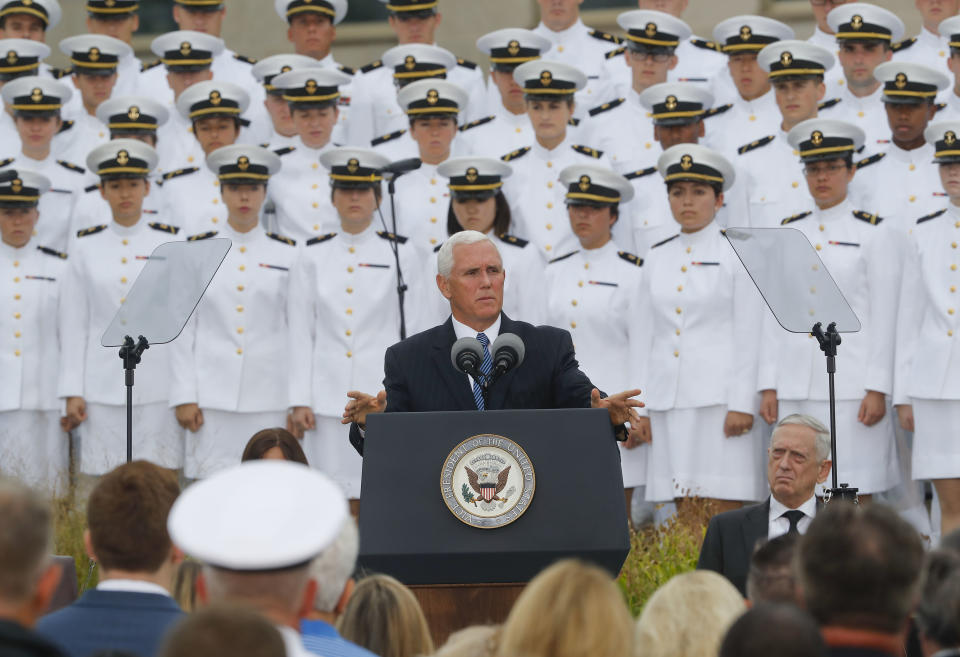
[51,495,97,591]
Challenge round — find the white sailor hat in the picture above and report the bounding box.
[638,82,713,126]
[377,0,437,17]
[251,54,322,92]
[272,67,351,107]
[827,3,905,44]
[1,75,71,114]
[176,80,250,121]
[274,0,347,25]
[173,0,223,12]
[150,30,223,72]
[0,168,49,207]
[559,164,634,206]
[874,61,950,104]
[86,138,158,179]
[513,60,587,97]
[924,121,960,164]
[397,79,468,118]
[438,156,512,199]
[939,15,960,49]
[476,28,552,71]
[207,144,281,183]
[0,38,50,80]
[320,147,391,188]
[96,95,169,135]
[86,0,138,16]
[758,40,835,79]
[657,144,736,192]
[0,0,61,29]
[617,10,691,51]
[167,461,347,571]
[712,15,794,54]
[787,118,865,163]
[382,43,457,85]
[58,34,132,75]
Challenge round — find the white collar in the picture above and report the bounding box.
[96,579,171,597]
[537,17,585,40]
[769,493,817,520]
[451,313,502,341]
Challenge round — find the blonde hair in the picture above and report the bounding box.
[496,560,633,657]
[337,574,434,657]
[435,625,500,657]
[634,571,746,657]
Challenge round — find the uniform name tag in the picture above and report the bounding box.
[259,263,289,271]
[25,275,56,281]
[588,280,618,287]
[358,263,390,269]
[828,241,860,247]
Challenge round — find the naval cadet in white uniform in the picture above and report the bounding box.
[287,148,428,499]
[634,0,727,89]
[758,119,900,499]
[0,0,61,51]
[59,139,183,476]
[892,0,955,68]
[0,38,51,158]
[251,54,327,151]
[0,169,68,494]
[82,0,143,99]
[936,16,960,122]
[170,144,298,480]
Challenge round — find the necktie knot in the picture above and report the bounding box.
[477,332,489,347]
[782,510,805,534]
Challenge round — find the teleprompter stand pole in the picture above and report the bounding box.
[118,335,149,463]
[812,322,858,503]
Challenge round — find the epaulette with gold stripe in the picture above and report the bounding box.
[306,232,337,246]
[57,159,84,173]
[568,117,580,127]
[498,234,529,248]
[37,245,67,259]
[267,232,296,246]
[625,166,657,180]
[856,152,885,170]
[588,97,624,117]
[162,167,199,182]
[690,38,722,53]
[338,64,355,76]
[605,46,626,60]
[459,116,494,132]
[148,222,180,234]
[77,224,107,238]
[371,129,406,146]
[917,208,947,224]
[589,29,621,45]
[892,37,917,53]
[651,234,679,249]
[273,146,296,156]
[705,104,733,119]
[548,250,578,264]
[233,53,257,65]
[188,231,218,241]
[738,135,775,155]
[432,242,443,253]
[852,210,882,225]
[572,144,603,158]
[936,102,948,114]
[58,120,74,134]
[457,57,477,69]
[780,211,812,225]
[84,183,99,193]
[0,157,14,168]
[360,59,383,74]
[377,230,408,244]
[618,251,643,266]
[501,146,530,162]
[818,98,841,111]
[141,59,162,72]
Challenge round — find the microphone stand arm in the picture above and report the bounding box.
[118,335,149,463]
[812,321,858,504]
[380,175,408,340]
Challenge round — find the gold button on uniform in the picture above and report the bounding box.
[815,244,822,251]
[571,300,577,306]
[122,239,128,245]
[952,286,957,293]
[546,202,553,209]
[950,309,956,315]
[953,242,958,249]
[673,350,679,357]
[121,257,128,264]
[546,161,552,168]
[312,202,319,209]
[430,238,437,244]
[346,308,352,315]
[952,264,957,271]
[13,277,19,283]
[120,276,127,283]
[545,245,552,251]
[312,163,318,170]
[430,217,437,223]
[577,281,583,287]
[311,183,318,189]
[238,265,245,272]
[212,217,219,223]
[675,329,681,336]
[909,164,916,171]
[675,307,682,314]
[819,225,825,232]
[950,331,955,337]
[14,350,20,356]
[237,285,244,291]
[14,331,20,338]
[430,197,436,203]
[677,285,683,292]
[347,266,354,273]
[239,246,246,254]
[236,305,243,312]
[12,261,17,267]
[681,266,687,273]
[583,263,589,270]
[14,294,20,300]
[236,348,243,355]
[570,322,576,328]
[857,111,864,118]
[348,246,355,253]
[14,313,21,319]
[685,247,691,254]
[909,195,916,202]
[792,181,799,188]
[346,329,352,336]
[546,223,552,230]
[346,351,352,358]
[547,182,553,188]
[346,287,353,294]
[236,327,244,334]
[120,297,126,304]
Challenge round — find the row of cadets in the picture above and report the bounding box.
[0,38,51,159]
[170,144,299,480]
[889,0,954,67]
[59,139,183,478]
[0,0,60,64]
[252,53,331,151]
[287,147,429,500]
[0,168,68,495]
[81,0,142,98]
[938,15,960,121]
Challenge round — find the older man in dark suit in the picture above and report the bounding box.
[343,230,642,455]
[697,414,832,595]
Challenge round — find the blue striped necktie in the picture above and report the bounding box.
[473,332,493,410]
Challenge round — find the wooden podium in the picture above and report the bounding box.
[410,583,525,646]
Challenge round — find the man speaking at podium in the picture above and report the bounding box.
[342,230,642,455]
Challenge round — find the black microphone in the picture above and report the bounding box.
[490,333,525,377]
[450,337,484,377]
[379,158,422,177]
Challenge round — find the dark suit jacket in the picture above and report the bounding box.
[350,313,597,455]
[36,590,183,657]
[0,620,68,657]
[696,499,771,596]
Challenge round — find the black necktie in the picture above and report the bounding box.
[782,510,805,535]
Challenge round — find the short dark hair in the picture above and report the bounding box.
[447,190,512,237]
[939,527,960,556]
[524,95,575,108]
[408,114,457,128]
[797,503,924,633]
[329,184,383,205]
[191,115,241,134]
[915,549,960,647]
[0,477,51,603]
[719,603,826,657]
[87,461,180,573]
[666,179,723,197]
[159,604,285,657]
[241,428,308,465]
[747,533,799,604]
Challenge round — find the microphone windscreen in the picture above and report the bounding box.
[491,332,525,366]
[450,336,484,372]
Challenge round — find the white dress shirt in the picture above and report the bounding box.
[768,494,817,539]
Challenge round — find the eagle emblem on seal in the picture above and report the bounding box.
[465,465,511,505]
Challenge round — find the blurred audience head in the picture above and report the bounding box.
[747,533,799,604]
[916,550,960,657]
[159,604,286,657]
[241,427,309,465]
[337,574,434,657]
[497,559,633,657]
[172,560,202,613]
[798,502,924,634]
[309,516,359,617]
[940,527,960,556]
[634,570,745,657]
[85,461,182,585]
[436,625,500,657]
[0,477,59,628]
[719,603,826,657]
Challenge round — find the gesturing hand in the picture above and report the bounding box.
[591,388,643,427]
[342,390,387,427]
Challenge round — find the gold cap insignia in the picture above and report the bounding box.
[426,88,439,104]
[895,72,907,89]
[780,51,793,67]
[947,131,957,146]
[680,154,693,170]
[347,157,359,173]
[540,69,552,86]
[30,87,42,103]
[507,40,520,56]
[578,175,591,192]
[851,14,863,30]
[305,78,317,94]
[280,65,292,73]
[88,47,100,62]
[740,25,752,41]
[811,130,824,146]
[180,41,192,57]
[209,90,222,105]
[116,149,129,166]
[11,178,21,193]
[106,0,116,6]
[237,155,250,171]
[6,50,17,64]
[645,22,657,38]
[404,55,416,70]
[23,0,32,5]
[127,105,140,120]
[465,167,478,182]
[665,95,678,111]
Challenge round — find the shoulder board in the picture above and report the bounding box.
[371,129,406,146]
[187,230,218,241]
[0,157,12,168]
[690,38,722,53]
[618,251,643,266]
[459,115,495,132]
[852,210,882,225]
[818,98,841,111]
[855,152,886,170]
[737,135,775,155]
[141,58,162,72]
[266,231,296,246]
[56,159,84,173]
[377,230,408,244]
[624,166,658,180]
[457,57,477,70]
[704,103,733,119]
[605,46,626,60]
[588,97,625,117]
[936,102,948,114]
[501,146,531,162]
[162,167,199,182]
[572,144,603,158]
[273,146,296,156]
[76,224,107,238]
[589,29,621,45]
[651,234,679,249]
[57,120,74,134]
[50,66,72,79]
[337,64,355,76]
[917,208,948,224]
[360,59,383,74]
[892,37,917,53]
[568,117,580,127]
[548,250,579,264]
[498,234,529,248]
[37,245,67,259]
[233,53,257,65]
[84,183,100,193]
[780,211,812,225]
[148,222,180,234]
[306,232,337,246]
[433,242,443,253]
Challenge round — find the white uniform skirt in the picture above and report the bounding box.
[779,399,899,495]
[0,409,68,495]
[619,440,647,488]
[78,402,182,475]
[185,409,288,479]
[645,405,764,502]
[304,415,363,499]
[912,398,960,480]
